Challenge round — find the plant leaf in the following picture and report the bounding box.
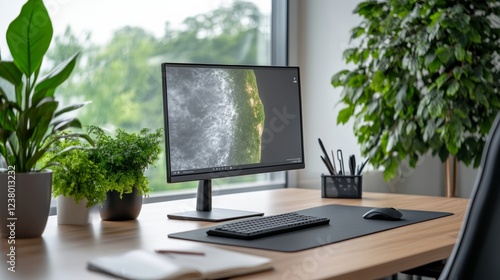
[423,119,436,142]
[435,73,450,89]
[454,46,465,62]
[371,70,385,92]
[331,70,350,87]
[446,80,460,96]
[0,61,22,86]
[54,102,90,118]
[51,118,82,133]
[468,28,481,43]
[436,46,452,64]
[428,59,442,73]
[26,98,58,152]
[6,0,53,76]
[33,53,79,105]
[337,106,354,124]
[383,158,398,182]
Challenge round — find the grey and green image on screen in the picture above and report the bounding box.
[166,67,265,171]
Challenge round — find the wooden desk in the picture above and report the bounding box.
[0,189,468,280]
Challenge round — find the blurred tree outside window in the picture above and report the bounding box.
[0,0,285,194]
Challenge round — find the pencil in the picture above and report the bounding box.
[155,249,205,256]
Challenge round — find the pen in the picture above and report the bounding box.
[336,149,345,175]
[318,138,336,175]
[349,154,356,176]
[357,158,369,175]
[321,156,335,175]
[155,250,205,256]
[331,150,337,173]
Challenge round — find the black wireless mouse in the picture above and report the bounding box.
[362,207,403,220]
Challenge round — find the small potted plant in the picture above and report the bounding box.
[87,126,163,221]
[45,137,108,225]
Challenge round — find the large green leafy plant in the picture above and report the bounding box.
[0,0,90,172]
[332,0,500,181]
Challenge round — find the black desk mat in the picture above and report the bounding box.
[168,204,453,252]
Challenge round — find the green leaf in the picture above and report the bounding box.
[354,1,380,17]
[428,59,442,73]
[54,102,89,118]
[347,74,366,88]
[446,80,460,96]
[6,0,53,76]
[0,101,18,132]
[436,46,452,64]
[51,118,82,133]
[429,11,442,26]
[351,27,365,39]
[28,99,58,146]
[463,79,475,94]
[406,122,417,135]
[383,158,399,182]
[371,71,385,92]
[32,53,79,106]
[337,106,354,124]
[473,85,489,108]
[395,83,408,112]
[454,46,465,62]
[428,91,445,118]
[436,73,450,89]
[343,48,358,64]
[0,61,22,86]
[424,53,436,67]
[331,70,350,87]
[361,49,370,63]
[453,67,463,80]
[468,29,481,43]
[423,119,436,142]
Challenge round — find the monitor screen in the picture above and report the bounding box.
[161,63,304,183]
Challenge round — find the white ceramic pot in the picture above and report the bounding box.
[57,195,90,225]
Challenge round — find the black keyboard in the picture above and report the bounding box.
[206,212,330,240]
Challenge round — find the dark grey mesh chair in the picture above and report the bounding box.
[438,113,500,279]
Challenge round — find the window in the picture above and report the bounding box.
[0,0,288,196]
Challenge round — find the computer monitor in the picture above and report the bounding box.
[161,63,305,221]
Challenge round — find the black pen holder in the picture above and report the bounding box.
[321,174,362,198]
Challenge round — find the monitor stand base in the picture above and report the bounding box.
[167,208,264,222]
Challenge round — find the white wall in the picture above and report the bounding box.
[288,0,477,198]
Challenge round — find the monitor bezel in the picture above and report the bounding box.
[161,62,305,183]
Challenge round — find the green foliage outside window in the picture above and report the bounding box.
[332,0,500,181]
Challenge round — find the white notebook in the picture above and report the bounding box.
[87,244,272,280]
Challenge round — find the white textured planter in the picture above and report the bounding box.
[57,196,90,225]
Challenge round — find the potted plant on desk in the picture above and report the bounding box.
[45,137,107,225]
[0,0,91,238]
[87,126,163,221]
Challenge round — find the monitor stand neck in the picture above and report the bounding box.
[167,179,264,222]
[196,179,212,211]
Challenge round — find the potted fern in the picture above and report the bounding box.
[0,0,91,238]
[87,126,163,221]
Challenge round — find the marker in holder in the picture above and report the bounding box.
[321,174,362,198]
